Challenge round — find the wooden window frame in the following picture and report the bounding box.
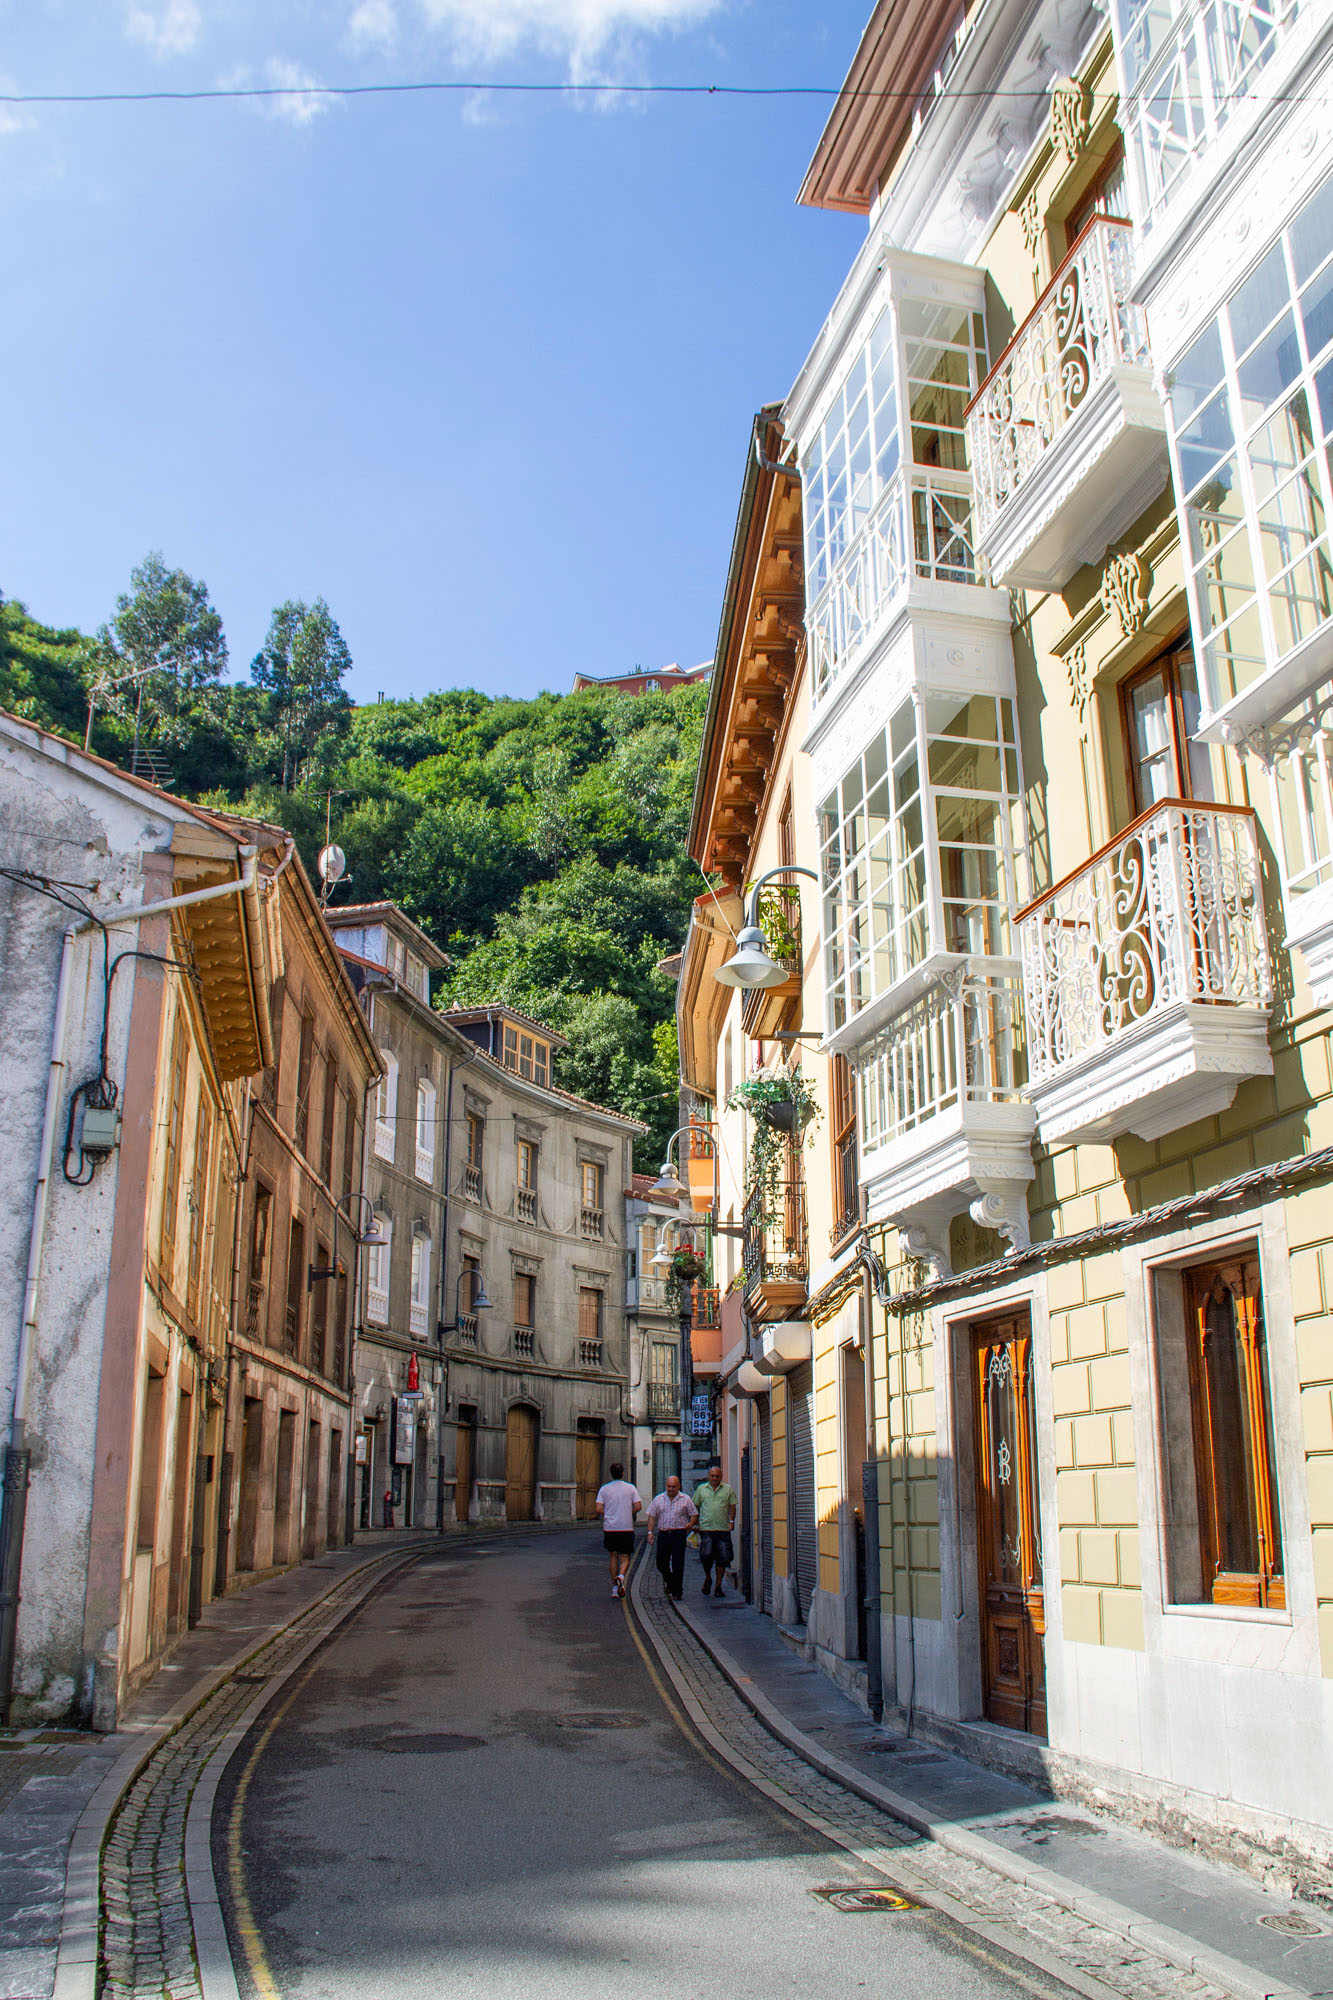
[517,1139,538,1192]
[580,1160,603,1209]
[466,1113,485,1169]
[514,1271,536,1328]
[185,1094,214,1321]
[160,1013,189,1274]
[320,1056,338,1188]
[1181,1250,1285,1610]
[294,1012,315,1154]
[1118,633,1201,816]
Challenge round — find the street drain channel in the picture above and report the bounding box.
[553,1712,644,1730]
[811,1885,920,1913]
[376,1733,488,1753]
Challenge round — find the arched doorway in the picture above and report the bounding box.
[505,1404,538,1521]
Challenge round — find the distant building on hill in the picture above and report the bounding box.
[571,661,711,697]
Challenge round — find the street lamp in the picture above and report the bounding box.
[713,865,818,989]
[648,1123,710,1200]
[435,1266,492,1415]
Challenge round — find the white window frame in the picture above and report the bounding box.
[415,1077,436,1183]
[409,1229,431,1340]
[374,1051,398,1163]
[366,1212,392,1325]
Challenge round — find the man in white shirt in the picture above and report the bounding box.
[595,1462,642,1599]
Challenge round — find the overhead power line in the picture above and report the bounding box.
[0,75,1314,113]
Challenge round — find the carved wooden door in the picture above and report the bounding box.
[974,1313,1046,1737]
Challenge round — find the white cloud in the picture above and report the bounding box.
[382,0,722,83]
[126,0,202,57]
[348,0,399,50]
[257,58,332,125]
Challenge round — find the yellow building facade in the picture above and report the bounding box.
[682,0,1333,1879]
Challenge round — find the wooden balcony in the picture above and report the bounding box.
[741,885,803,1040]
[742,1161,808,1325]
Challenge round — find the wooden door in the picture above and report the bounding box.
[505,1405,538,1522]
[454,1412,474,1524]
[974,1314,1046,1737]
[575,1428,602,1519]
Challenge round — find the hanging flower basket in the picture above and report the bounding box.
[726,1067,821,1229]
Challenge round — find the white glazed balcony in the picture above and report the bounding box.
[1019,801,1273,1144]
[807,468,981,703]
[966,219,1167,592]
[1116,0,1306,239]
[856,970,1037,1272]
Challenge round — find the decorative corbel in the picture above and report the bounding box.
[969,1186,1032,1256]
[1099,551,1149,637]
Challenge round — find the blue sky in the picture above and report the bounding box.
[0,1,871,705]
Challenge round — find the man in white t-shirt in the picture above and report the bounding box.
[595,1463,642,1598]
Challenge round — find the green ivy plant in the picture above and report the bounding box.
[753,884,801,963]
[725,1068,820,1229]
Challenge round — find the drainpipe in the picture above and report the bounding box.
[0,844,269,1723]
[860,1263,885,1726]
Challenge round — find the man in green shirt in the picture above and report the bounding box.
[692,1459,737,1599]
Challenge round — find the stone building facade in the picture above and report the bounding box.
[325,903,450,1529]
[437,1005,640,1523]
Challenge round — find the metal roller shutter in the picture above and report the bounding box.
[758,1401,773,1616]
[787,1362,817,1622]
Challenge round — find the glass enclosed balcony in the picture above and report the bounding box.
[1019,800,1273,1143]
[966,217,1167,591]
[1115,0,1305,234]
[1170,177,1333,736]
[800,259,995,707]
[821,687,1027,1051]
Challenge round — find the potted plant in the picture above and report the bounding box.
[665,1242,705,1313]
[726,1068,820,1228]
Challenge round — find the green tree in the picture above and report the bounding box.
[250,598,352,790]
[92,553,229,781]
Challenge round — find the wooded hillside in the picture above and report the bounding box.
[1,583,706,1165]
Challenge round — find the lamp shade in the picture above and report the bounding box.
[713,924,789,990]
[472,1284,493,1312]
[649,1161,686,1197]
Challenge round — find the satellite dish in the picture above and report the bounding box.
[318,844,347,888]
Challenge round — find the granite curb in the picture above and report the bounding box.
[669,1592,1314,2000]
[50,1543,422,2000]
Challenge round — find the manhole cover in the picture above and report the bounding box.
[552,1712,644,1731]
[376,1733,487,1754]
[1259,1912,1328,1936]
[811,1884,918,1913]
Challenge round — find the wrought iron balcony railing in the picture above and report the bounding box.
[742,1159,809,1297]
[1018,801,1271,1082]
[857,971,1027,1153]
[1117,0,1301,227]
[966,218,1149,541]
[647,1382,681,1423]
[807,468,978,701]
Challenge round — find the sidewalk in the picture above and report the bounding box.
[0,1537,420,2000]
[671,1586,1333,2000]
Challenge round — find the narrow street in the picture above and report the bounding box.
[212,1530,1056,2000]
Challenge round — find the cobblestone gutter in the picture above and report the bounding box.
[629,1558,1248,2000]
[61,1549,424,2000]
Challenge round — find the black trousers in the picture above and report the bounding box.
[655,1530,687,1598]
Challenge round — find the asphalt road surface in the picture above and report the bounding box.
[216,1529,1067,2000]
